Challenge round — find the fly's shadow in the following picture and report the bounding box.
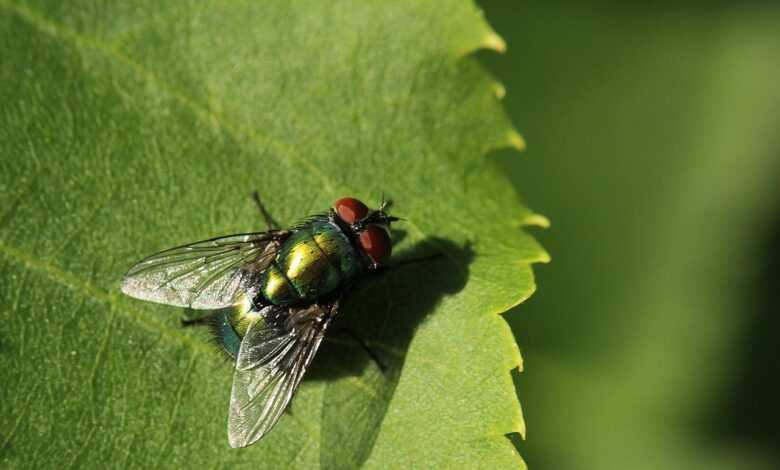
[308,235,472,379]
[304,235,474,468]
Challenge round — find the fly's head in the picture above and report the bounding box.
[333,196,399,270]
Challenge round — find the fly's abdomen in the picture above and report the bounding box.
[259,221,359,305]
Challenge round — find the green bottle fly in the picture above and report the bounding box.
[121,196,398,448]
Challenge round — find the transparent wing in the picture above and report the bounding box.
[228,301,336,448]
[121,231,288,309]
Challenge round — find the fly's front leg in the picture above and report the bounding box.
[369,252,445,276]
[352,252,444,293]
[180,311,219,327]
[251,190,280,231]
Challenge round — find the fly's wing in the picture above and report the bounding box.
[228,301,336,448]
[121,231,288,309]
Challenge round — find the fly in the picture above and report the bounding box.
[121,194,398,447]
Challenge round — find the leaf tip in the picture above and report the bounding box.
[516,419,527,440]
[482,30,507,53]
[492,81,506,99]
[506,130,526,151]
[522,213,550,229]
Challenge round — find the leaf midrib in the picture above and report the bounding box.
[0,240,213,353]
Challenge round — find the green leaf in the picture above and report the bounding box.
[0,1,546,468]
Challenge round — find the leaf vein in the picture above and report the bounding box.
[285,439,311,469]
[88,305,116,405]
[109,1,212,48]
[64,416,98,470]
[0,380,40,454]
[155,352,198,468]
[0,240,212,354]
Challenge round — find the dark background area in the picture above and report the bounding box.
[477,1,780,469]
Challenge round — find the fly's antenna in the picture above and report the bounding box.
[354,199,400,229]
[378,194,393,213]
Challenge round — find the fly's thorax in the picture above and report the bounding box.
[258,220,361,305]
[308,221,363,280]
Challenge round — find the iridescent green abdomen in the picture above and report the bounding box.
[258,221,360,305]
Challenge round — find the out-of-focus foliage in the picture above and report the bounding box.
[479,1,780,469]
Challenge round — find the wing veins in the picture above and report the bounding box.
[228,303,334,447]
[122,231,287,309]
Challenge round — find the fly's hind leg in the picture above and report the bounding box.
[180,311,219,327]
[251,190,280,231]
[329,329,386,372]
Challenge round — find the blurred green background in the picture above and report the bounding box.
[477,1,780,469]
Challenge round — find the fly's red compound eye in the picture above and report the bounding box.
[334,197,368,224]
[359,225,391,265]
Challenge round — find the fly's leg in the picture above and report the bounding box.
[329,329,386,372]
[251,190,280,230]
[368,252,445,277]
[349,252,445,299]
[180,313,218,327]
